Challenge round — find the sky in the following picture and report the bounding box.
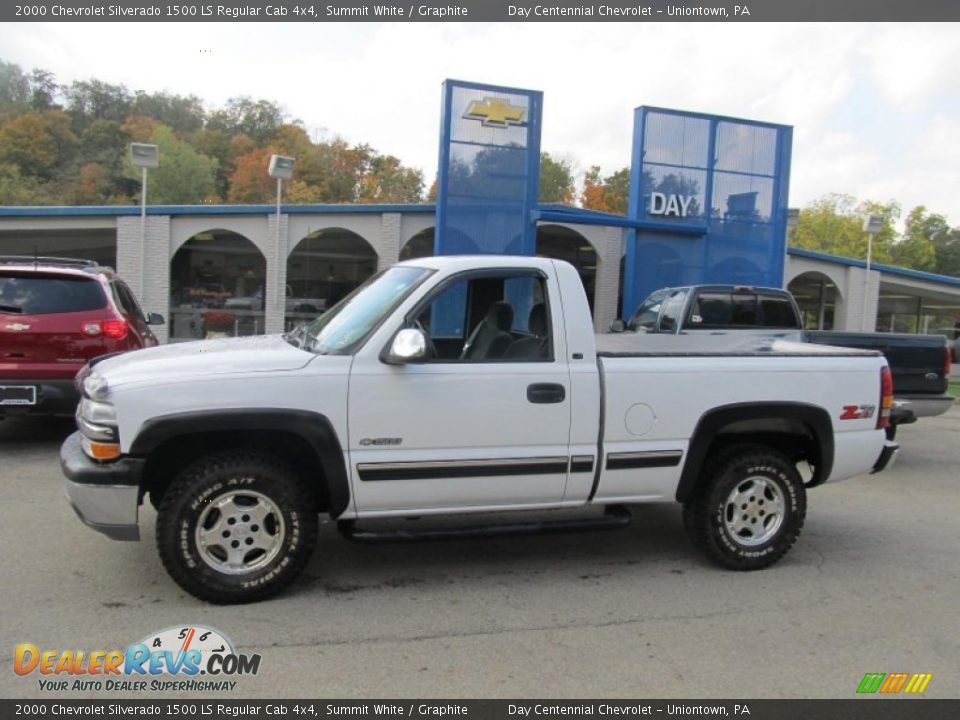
[2,22,958,225]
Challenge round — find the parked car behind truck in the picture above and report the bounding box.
[0,256,163,419]
[624,284,954,436]
[61,257,897,604]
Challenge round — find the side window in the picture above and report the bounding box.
[113,282,146,322]
[658,290,687,332]
[410,272,552,363]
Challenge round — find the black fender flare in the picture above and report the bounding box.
[129,408,350,519]
[675,402,834,503]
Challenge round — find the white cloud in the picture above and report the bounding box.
[861,24,960,106]
[791,131,881,205]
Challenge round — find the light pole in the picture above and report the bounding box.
[130,143,159,298]
[862,214,884,331]
[268,155,295,319]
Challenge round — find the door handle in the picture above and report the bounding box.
[527,383,566,404]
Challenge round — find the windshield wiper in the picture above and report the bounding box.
[0,304,23,314]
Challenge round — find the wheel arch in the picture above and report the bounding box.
[676,402,834,503]
[130,409,350,519]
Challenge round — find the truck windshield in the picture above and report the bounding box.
[299,266,432,355]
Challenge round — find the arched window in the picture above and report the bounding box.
[169,230,266,341]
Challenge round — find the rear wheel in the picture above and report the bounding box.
[156,449,317,604]
[683,445,806,570]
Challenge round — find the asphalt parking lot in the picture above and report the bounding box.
[1,409,958,700]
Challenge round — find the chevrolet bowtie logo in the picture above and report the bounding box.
[463,97,526,128]
[4,323,30,332]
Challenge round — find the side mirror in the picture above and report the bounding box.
[385,328,427,364]
[609,319,625,333]
[146,313,165,326]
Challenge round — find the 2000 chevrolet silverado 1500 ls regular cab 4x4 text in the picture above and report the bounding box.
[61,257,898,603]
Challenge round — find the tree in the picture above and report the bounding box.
[358,154,424,203]
[79,120,129,170]
[897,207,960,278]
[73,162,113,204]
[131,91,205,134]
[0,162,54,204]
[933,228,960,279]
[891,206,939,272]
[539,152,575,204]
[580,165,631,214]
[602,168,631,215]
[121,115,161,142]
[788,194,896,264]
[208,97,287,145]
[227,146,273,203]
[0,110,78,180]
[0,61,30,113]
[28,70,58,111]
[64,79,132,131]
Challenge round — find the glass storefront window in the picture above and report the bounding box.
[169,230,266,341]
[285,228,378,332]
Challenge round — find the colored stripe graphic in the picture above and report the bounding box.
[879,672,909,693]
[857,673,885,694]
[904,673,933,694]
[856,672,932,694]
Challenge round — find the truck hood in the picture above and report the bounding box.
[92,334,316,388]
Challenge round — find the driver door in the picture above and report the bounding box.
[347,268,572,515]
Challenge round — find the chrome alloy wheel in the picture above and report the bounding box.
[195,490,286,575]
[722,476,785,547]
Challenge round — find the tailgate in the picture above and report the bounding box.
[806,331,948,395]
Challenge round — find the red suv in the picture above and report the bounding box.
[0,256,163,418]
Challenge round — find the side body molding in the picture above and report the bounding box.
[129,409,350,519]
[675,402,835,503]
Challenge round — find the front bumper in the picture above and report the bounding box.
[871,440,900,474]
[60,432,144,541]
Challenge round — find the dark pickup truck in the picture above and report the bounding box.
[622,285,954,437]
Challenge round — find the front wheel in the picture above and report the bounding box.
[683,445,806,571]
[156,450,317,604]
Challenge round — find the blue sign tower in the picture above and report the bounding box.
[623,107,793,318]
[435,79,543,256]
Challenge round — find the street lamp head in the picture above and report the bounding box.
[269,155,296,180]
[130,143,159,169]
[863,214,884,235]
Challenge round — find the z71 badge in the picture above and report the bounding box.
[840,404,876,420]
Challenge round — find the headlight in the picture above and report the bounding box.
[82,373,110,400]
[77,398,118,445]
[79,398,117,425]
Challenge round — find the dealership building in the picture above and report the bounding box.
[1,80,958,343]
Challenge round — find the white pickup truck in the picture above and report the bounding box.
[61,256,898,603]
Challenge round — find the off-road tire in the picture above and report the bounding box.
[156,449,317,604]
[683,444,806,571]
